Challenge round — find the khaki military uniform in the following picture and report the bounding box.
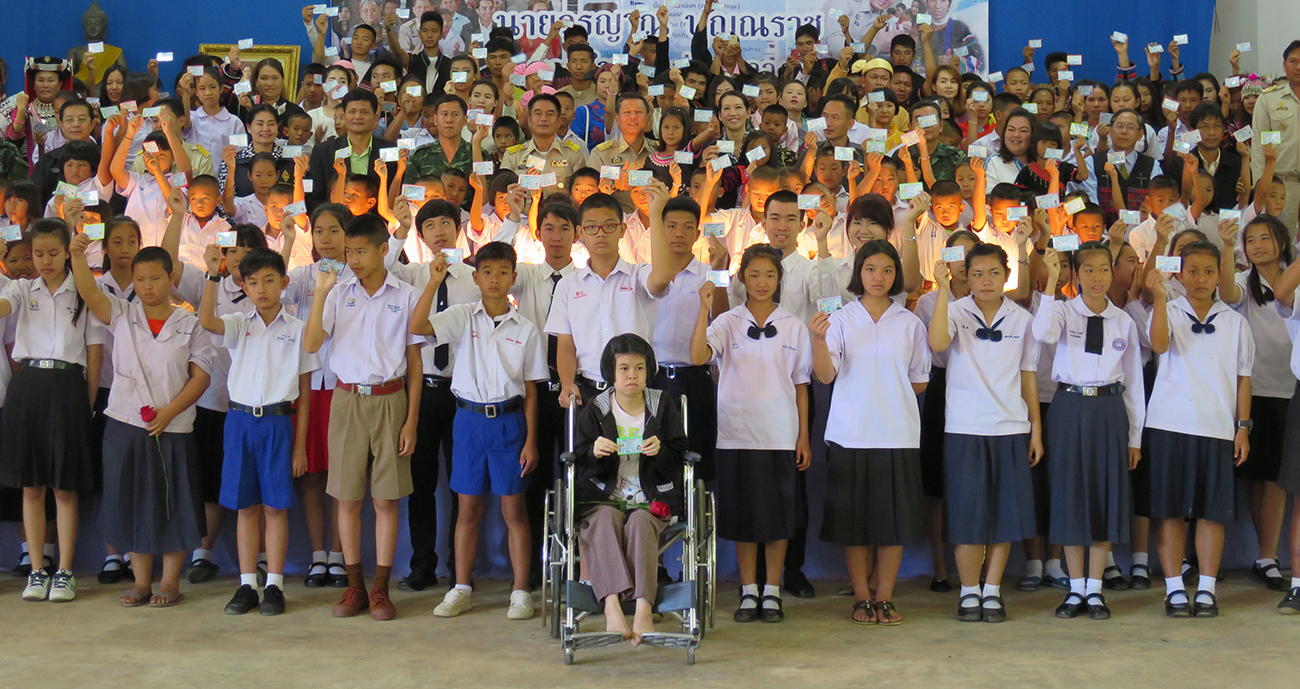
[499,137,588,196]
[1250,83,1300,235]
[585,136,659,212]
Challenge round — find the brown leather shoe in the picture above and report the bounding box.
[370,589,397,621]
[332,586,369,617]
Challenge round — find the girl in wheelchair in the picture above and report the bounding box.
[572,334,689,645]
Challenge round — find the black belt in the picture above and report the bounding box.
[424,375,452,389]
[660,364,708,380]
[20,359,82,372]
[455,396,523,418]
[1061,383,1125,397]
[230,401,296,417]
[577,375,608,391]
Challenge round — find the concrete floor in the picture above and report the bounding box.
[3,574,1298,688]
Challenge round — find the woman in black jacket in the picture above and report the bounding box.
[572,334,688,645]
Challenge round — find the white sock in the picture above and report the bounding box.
[1024,559,1043,578]
[1132,552,1149,567]
[1086,578,1103,597]
[19,541,28,555]
[762,584,781,608]
[1181,560,1192,575]
[42,543,56,559]
[104,554,123,563]
[959,585,981,606]
[312,550,328,564]
[266,573,285,589]
[454,583,473,595]
[1106,551,1117,568]
[1165,576,1187,604]
[740,584,759,608]
[1045,558,1067,580]
[328,551,345,565]
[122,553,131,563]
[193,548,213,562]
[258,552,268,566]
[1197,575,1216,598]
[1069,578,1086,596]
[1256,558,1278,570]
[981,583,1002,608]
[240,573,258,588]
[1291,577,1300,589]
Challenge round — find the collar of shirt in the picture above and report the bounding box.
[848,298,908,323]
[339,269,404,297]
[349,137,373,161]
[577,258,634,280]
[194,107,234,123]
[35,272,77,298]
[1066,294,1123,321]
[1168,295,1231,323]
[958,294,1018,324]
[471,300,523,324]
[236,304,289,329]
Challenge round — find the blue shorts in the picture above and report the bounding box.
[450,405,529,497]
[219,410,296,510]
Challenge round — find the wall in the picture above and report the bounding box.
[1208,0,1295,78]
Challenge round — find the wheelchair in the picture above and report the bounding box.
[541,395,716,665]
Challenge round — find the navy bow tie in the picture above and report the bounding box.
[1190,312,1217,335]
[974,314,1006,342]
[1263,286,1276,303]
[748,322,778,340]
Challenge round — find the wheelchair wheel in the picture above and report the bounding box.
[705,490,717,630]
[549,565,563,640]
[686,644,696,665]
[541,489,553,632]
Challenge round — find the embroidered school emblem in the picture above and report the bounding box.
[1112,338,1127,351]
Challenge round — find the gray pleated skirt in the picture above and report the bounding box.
[944,432,1038,544]
[1143,428,1235,523]
[1046,390,1132,546]
[820,444,925,547]
[99,418,207,555]
[715,449,799,543]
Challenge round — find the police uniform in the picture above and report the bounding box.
[1250,83,1300,235]
[499,138,588,196]
[585,136,660,212]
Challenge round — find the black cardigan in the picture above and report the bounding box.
[572,388,688,517]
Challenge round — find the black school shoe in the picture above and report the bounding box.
[733,594,761,623]
[1277,587,1300,615]
[956,593,983,622]
[1054,593,1085,619]
[929,577,952,593]
[1192,592,1219,618]
[304,562,329,588]
[1101,565,1130,591]
[759,595,785,623]
[259,585,286,616]
[1129,564,1152,590]
[1084,592,1111,620]
[224,584,260,615]
[11,551,31,578]
[1249,561,1289,592]
[327,563,349,588]
[783,570,816,599]
[1164,592,1192,618]
[98,558,127,585]
[187,558,220,584]
[981,596,1006,623]
[397,569,437,592]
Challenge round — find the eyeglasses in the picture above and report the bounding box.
[579,222,624,236]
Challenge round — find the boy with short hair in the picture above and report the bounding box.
[970,159,1033,291]
[411,242,548,619]
[200,248,319,616]
[176,175,231,269]
[698,164,783,263]
[1126,176,1188,262]
[303,215,424,621]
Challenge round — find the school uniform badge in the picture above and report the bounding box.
[1112,338,1126,351]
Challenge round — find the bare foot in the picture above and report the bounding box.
[604,599,633,640]
[631,600,655,645]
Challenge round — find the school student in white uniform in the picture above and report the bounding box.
[814,193,923,307]
[1266,228,1300,612]
[388,199,481,591]
[545,193,660,408]
[698,164,783,266]
[928,243,1043,624]
[1143,240,1254,619]
[691,243,813,624]
[410,242,549,620]
[810,239,931,626]
[1217,215,1297,594]
[1034,244,1146,621]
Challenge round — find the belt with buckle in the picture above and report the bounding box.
[21,358,81,371]
[1062,383,1124,397]
[455,396,523,418]
[337,379,406,396]
[578,375,608,391]
[423,375,452,389]
[230,401,296,417]
[661,364,708,380]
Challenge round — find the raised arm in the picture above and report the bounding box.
[1217,218,1243,303]
[68,233,113,325]
[689,283,715,365]
[198,245,227,335]
[303,266,338,353]
[409,256,449,337]
[646,181,680,296]
[1146,270,1169,354]
[928,262,954,352]
[161,188,189,285]
[808,310,836,384]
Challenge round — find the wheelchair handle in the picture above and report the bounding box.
[682,451,701,466]
[559,451,577,467]
[565,393,577,454]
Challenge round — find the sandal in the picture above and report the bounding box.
[733,594,761,623]
[119,589,152,608]
[851,600,876,625]
[956,593,983,622]
[1084,592,1111,620]
[148,590,185,608]
[874,600,902,626]
[759,594,785,623]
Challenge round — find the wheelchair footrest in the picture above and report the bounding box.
[572,632,626,650]
[565,580,603,613]
[638,632,696,649]
[654,580,697,613]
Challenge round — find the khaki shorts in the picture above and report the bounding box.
[326,387,411,501]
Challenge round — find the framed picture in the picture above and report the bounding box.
[198,44,302,102]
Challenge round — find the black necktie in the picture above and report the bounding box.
[434,279,449,369]
[747,322,778,340]
[547,272,562,373]
[231,290,247,304]
[1263,285,1276,303]
[1190,312,1217,335]
[1084,315,1105,355]
[974,314,1005,342]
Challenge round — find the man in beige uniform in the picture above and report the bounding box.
[586,93,658,212]
[498,93,586,196]
[1251,40,1300,235]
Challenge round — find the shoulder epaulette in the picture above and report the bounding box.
[565,139,581,152]
[506,143,527,154]
[595,140,615,151]
[1263,84,1284,94]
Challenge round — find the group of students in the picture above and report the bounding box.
[1,1,1299,642]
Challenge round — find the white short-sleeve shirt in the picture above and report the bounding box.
[117,172,170,246]
[177,213,232,271]
[0,273,97,367]
[233,195,267,228]
[651,259,710,367]
[220,308,320,407]
[544,259,657,382]
[1031,294,1147,448]
[913,289,949,369]
[706,304,812,451]
[93,273,136,389]
[428,301,549,403]
[824,300,931,449]
[1145,297,1255,441]
[943,295,1038,436]
[99,298,215,433]
[1225,272,1295,399]
[321,272,425,385]
[390,261,480,378]
[175,268,256,411]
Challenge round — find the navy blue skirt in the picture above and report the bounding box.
[0,366,95,492]
[820,445,925,547]
[918,367,947,498]
[1046,390,1132,546]
[715,449,799,543]
[1143,428,1235,523]
[1274,383,1300,494]
[943,432,1038,544]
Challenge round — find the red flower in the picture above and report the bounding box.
[649,501,670,520]
[140,406,157,423]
